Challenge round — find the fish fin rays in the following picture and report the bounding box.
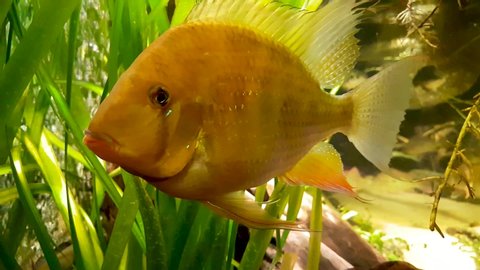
[187,0,363,88]
[283,142,355,195]
[204,191,305,230]
[346,56,427,171]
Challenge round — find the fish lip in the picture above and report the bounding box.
[83,130,121,162]
[83,130,173,183]
[84,130,118,146]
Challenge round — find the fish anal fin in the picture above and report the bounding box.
[204,192,305,230]
[283,142,355,195]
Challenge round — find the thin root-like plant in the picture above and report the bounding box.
[396,0,439,48]
[429,93,480,236]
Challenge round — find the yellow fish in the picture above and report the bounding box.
[84,0,422,229]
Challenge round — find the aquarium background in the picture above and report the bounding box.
[0,0,479,269]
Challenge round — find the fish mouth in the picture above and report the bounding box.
[83,130,174,183]
[83,130,120,163]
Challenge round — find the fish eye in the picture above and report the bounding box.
[151,86,170,107]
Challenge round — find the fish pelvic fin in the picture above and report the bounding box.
[346,56,427,171]
[186,0,363,89]
[282,142,355,196]
[204,192,306,230]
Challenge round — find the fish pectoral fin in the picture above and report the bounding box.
[283,142,355,195]
[204,191,305,230]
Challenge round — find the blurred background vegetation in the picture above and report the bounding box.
[0,0,479,269]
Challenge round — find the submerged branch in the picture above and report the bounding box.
[429,93,480,236]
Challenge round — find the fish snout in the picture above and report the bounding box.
[83,130,120,162]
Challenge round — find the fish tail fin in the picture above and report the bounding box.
[346,56,426,171]
[204,192,305,230]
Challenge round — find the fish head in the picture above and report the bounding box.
[84,37,203,179]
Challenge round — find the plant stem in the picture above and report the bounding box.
[307,188,323,270]
[429,95,480,236]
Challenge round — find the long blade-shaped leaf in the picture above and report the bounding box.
[0,0,12,24]
[307,188,323,270]
[239,182,292,270]
[0,183,49,204]
[10,148,61,269]
[129,174,168,270]
[170,0,196,26]
[0,0,81,162]
[0,235,21,270]
[168,199,201,270]
[23,133,103,269]
[0,200,26,270]
[102,175,139,270]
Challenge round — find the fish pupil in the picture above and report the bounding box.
[154,87,169,106]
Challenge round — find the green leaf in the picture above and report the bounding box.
[25,90,51,146]
[145,1,170,42]
[54,80,104,96]
[307,188,323,270]
[0,0,81,162]
[1,200,27,269]
[178,206,215,269]
[180,208,231,270]
[205,217,231,269]
[126,231,145,269]
[279,0,323,10]
[170,0,196,27]
[155,190,177,257]
[23,133,103,269]
[39,68,125,213]
[225,221,238,270]
[10,148,62,270]
[0,236,21,270]
[239,182,291,270]
[0,183,50,205]
[129,174,168,270]
[168,199,201,270]
[43,129,90,169]
[64,8,84,268]
[0,0,12,24]
[102,174,139,270]
[280,186,304,244]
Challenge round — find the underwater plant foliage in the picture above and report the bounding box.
[0,0,479,269]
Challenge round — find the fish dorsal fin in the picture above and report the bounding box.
[187,0,363,88]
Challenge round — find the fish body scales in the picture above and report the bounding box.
[159,23,353,194]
